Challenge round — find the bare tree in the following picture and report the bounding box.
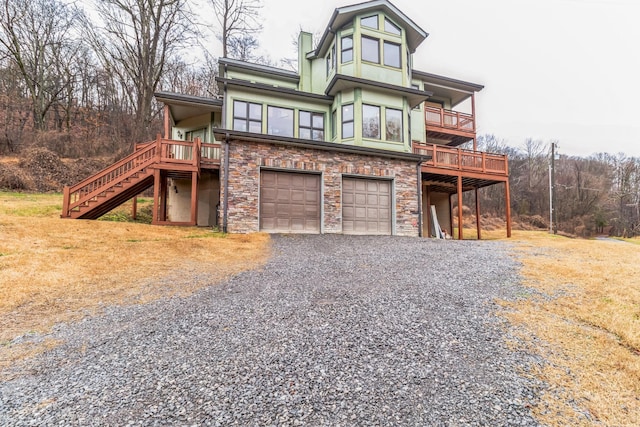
[0,0,83,132]
[210,0,262,58]
[83,0,195,145]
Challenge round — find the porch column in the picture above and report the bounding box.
[424,185,431,238]
[164,104,170,139]
[190,171,198,225]
[457,175,463,240]
[152,169,161,224]
[505,180,512,238]
[475,187,481,240]
[159,173,168,222]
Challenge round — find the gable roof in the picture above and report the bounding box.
[313,0,428,58]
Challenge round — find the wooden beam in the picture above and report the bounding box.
[425,185,431,237]
[457,175,463,240]
[132,196,137,220]
[164,104,170,139]
[475,187,481,240]
[505,180,512,238]
[160,172,167,222]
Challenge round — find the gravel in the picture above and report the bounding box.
[0,235,543,426]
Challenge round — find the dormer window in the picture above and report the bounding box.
[384,18,401,36]
[361,15,378,30]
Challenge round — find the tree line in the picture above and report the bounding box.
[1,0,637,236]
[0,0,263,157]
[470,135,640,237]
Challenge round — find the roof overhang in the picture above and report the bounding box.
[213,129,429,163]
[314,0,428,58]
[412,70,484,107]
[218,57,300,83]
[155,92,222,122]
[217,77,334,104]
[326,74,432,108]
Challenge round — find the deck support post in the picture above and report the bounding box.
[505,180,512,238]
[132,196,137,220]
[425,185,431,237]
[152,169,161,224]
[163,105,170,139]
[457,175,463,240]
[475,187,481,240]
[159,172,167,222]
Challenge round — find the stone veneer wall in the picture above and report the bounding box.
[221,139,420,236]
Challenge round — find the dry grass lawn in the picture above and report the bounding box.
[497,230,640,426]
[0,191,270,370]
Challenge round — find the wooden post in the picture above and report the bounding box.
[152,169,161,224]
[160,173,167,222]
[164,104,170,139]
[448,193,454,237]
[132,196,137,220]
[425,185,431,237]
[457,175,463,240]
[475,187,481,240]
[471,93,476,133]
[505,179,512,238]
[190,171,198,225]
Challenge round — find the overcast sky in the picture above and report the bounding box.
[250,0,640,157]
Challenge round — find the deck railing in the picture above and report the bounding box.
[425,106,475,132]
[413,142,508,175]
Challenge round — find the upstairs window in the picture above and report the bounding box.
[361,15,378,30]
[386,108,403,142]
[383,41,401,68]
[361,36,379,63]
[267,106,294,137]
[299,111,324,141]
[362,104,380,139]
[341,35,353,63]
[331,110,337,139]
[233,100,262,133]
[384,18,401,35]
[342,104,354,138]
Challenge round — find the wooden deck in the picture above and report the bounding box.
[425,106,476,145]
[413,142,508,178]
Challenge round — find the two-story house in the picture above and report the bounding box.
[62,0,512,239]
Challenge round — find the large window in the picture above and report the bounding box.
[383,41,401,68]
[341,35,353,63]
[267,106,294,137]
[362,104,380,139]
[361,36,379,63]
[299,111,324,141]
[342,104,354,139]
[331,110,337,139]
[233,100,262,133]
[385,108,403,142]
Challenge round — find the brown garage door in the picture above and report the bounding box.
[260,170,320,233]
[342,178,391,235]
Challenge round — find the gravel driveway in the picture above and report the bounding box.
[1,235,541,426]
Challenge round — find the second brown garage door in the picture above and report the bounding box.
[260,170,320,233]
[342,177,391,235]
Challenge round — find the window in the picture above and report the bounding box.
[361,36,379,63]
[331,110,337,139]
[361,15,378,29]
[326,44,336,76]
[267,106,293,137]
[384,18,401,35]
[383,41,401,68]
[326,52,331,76]
[341,35,353,63]
[386,108,403,142]
[342,104,354,138]
[299,111,324,141]
[233,100,262,133]
[362,104,380,139]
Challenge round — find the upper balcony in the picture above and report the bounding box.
[425,105,476,146]
[413,142,508,180]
